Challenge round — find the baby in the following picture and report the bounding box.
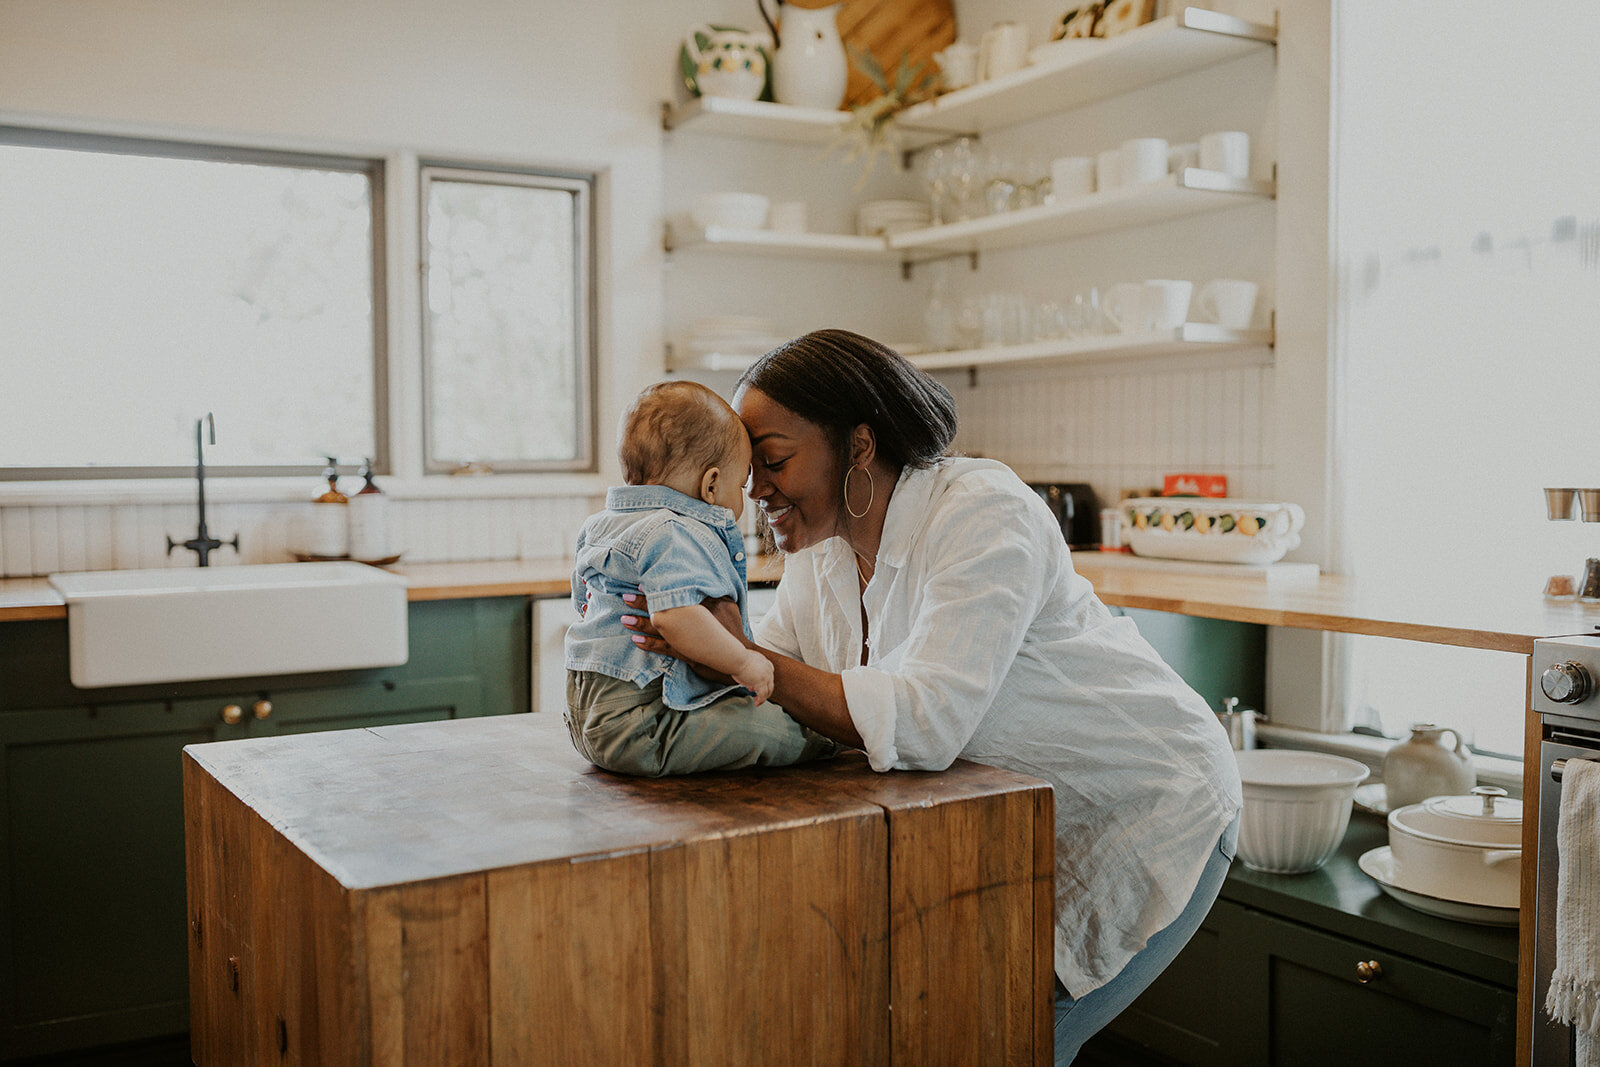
[562,380,836,777]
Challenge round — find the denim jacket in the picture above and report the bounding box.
[564,484,752,711]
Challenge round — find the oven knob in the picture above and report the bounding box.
[1541,661,1592,704]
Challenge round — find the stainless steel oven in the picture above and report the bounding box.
[1531,634,1600,1066]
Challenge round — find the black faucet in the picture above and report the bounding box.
[167,412,239,567]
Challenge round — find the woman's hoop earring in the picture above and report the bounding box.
[844,464,874,519]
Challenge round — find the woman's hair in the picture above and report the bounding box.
[735,329,958,470]
[618,380,746,485]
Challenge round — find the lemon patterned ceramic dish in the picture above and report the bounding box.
[1121,497,1304,565]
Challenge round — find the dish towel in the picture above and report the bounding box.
[1548,756,1600,1067]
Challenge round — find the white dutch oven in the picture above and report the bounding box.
[1386,786,1522,909]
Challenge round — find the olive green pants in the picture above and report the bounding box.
[565,670,839,778]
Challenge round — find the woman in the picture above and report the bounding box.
[626,329,1241,1063]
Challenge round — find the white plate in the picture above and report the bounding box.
[1353,783,1390,815]
[1358,846,1519,927]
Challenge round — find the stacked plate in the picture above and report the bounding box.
[857,199,932,237]
[684,315,784,358]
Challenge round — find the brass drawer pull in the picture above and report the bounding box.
[1356,959,1383,983]
[253,700,273,720]
[221,704,243,725]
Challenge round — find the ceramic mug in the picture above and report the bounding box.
[1120,137,1169,185]
[1196,279,1259,328]
[1144,279,1193,329]
[1050,156,1096,200]
[1200,131,1251,178]
[1094,148,1122,192]
[934,41,980,89]
[1103,282,1151,334]
[980,22,1029,81]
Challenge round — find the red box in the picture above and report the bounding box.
[1162,473,1228,498]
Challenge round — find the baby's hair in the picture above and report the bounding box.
[619,381,746,486]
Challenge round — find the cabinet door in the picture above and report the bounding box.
[248,676,490,736]
[1100,897,1255,1066]
[0,700,243,1059]
[1237,910,1516,1066]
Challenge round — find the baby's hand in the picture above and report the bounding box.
[733,651,775,706]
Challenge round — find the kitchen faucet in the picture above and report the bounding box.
[167,412,239,567]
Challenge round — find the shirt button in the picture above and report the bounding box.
[735,551,745,560]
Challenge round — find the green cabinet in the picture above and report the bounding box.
[1093,815,1519,1066]
[0,596,531,1062]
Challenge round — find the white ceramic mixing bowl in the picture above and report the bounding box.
[1235,750,1370,874]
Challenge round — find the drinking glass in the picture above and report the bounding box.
[1065,288,1101,338]
[946,137,978,222]
[919,144,950,226]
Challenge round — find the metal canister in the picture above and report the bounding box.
[1218,697,1258,751]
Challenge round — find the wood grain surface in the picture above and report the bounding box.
[837,0,957,108]
[185,713,1051,1064]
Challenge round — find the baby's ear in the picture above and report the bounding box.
[698,465,720,505]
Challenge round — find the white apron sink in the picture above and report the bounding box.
[48,562,409,688]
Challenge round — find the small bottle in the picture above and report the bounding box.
[347,457,388,562]
[305,455,349,558]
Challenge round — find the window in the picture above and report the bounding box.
[421,165,593,473]
[0,128,383,477]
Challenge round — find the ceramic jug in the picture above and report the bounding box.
[757,1,847,110]
[685,25,772,102]
[1382,723,1476,809]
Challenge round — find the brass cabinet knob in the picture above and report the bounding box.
[253,700,273,720]
[1356,959,1383,983]
[221,704,243,725]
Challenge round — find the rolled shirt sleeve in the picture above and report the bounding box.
[843,483,1050,772]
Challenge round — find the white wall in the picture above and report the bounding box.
[1332,0,1600,755]
[0,0,914,572]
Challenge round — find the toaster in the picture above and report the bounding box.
[1028,482,1100,549]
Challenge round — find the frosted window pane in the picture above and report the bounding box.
[0,141,376,472]
[424,176,583,468]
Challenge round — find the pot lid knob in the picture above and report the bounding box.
[1472,785,1508,815]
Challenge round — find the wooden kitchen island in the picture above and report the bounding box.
[182,712,1054,1066]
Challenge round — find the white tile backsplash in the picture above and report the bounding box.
[0,493,603,577]
[1,355,1273,577]
[944,353,1277,510]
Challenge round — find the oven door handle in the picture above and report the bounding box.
[1551,756,1599,783]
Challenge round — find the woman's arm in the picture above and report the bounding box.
[650,603,773,705]
[623,593,864,748]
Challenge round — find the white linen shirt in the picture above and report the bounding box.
[755,457,1243,997]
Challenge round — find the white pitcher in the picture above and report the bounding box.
[758,1,848,110]
[1383,723,1476,809]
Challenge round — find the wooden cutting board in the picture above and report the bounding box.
[825,0,958,107]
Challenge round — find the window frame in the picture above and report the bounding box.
[417,162,596,476]
[0,125,390,480]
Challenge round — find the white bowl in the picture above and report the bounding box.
[692,192,770,231]
[1234,750,1370,873]
[1386,791,1522,909]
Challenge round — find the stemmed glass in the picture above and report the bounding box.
[918,145,950,226]
[945,137,978,222]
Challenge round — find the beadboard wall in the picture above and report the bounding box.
[939,347,1277,510]
[0,495,600,578]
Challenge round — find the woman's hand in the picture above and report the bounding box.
[621,592,743,682]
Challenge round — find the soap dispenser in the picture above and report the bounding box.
[305,455,349,558]
[347,457,388,562]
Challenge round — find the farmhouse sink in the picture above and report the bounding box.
[48,562,409,688]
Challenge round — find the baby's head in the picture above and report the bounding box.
[619,381,751,518]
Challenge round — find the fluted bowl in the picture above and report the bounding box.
[1234,750,1370,874]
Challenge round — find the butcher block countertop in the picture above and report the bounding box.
[5,553,1594,651]
[183,712,1054,1064]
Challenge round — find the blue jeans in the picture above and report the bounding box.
[1053,814,1240,1065]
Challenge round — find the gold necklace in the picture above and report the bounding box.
[853,547,875,588]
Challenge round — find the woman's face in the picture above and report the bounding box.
[735,387,845,553]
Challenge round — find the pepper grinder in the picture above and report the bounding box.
[1217,697,1260,751]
